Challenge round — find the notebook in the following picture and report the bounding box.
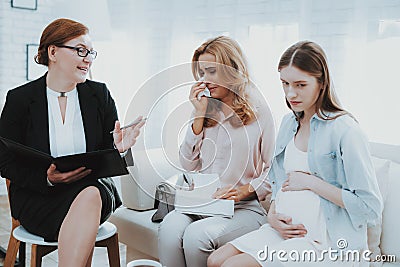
[0,136,128,179]
[174,173,234,218]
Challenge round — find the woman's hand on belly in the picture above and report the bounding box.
[282,171,345,208]
[268,212,307,239]
[281,171,316,192]
[267,201,307,239]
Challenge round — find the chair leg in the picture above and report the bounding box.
[96,233,120,267]
[106,233,120,267]
[30,244,57,267]
[30,244,41,267]
[4,215,22,267]
[4,235,20,267]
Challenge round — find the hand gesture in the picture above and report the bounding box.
[267,212,307,239]
[281,171,312,192]
[190,80,208,115]
[212,184,253,202]
[47,164,91,184]
[113,116,145,153]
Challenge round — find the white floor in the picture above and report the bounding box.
[32,245,128,266]
[0,246,128,267]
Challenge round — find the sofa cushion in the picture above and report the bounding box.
[380,161,400,262]
[121,148,180,210]
[368,157,391,266]
[371,157,391,202]
[370,143,400,165]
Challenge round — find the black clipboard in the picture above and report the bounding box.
[0,136,129,179]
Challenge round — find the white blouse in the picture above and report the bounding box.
[46,87,86,157]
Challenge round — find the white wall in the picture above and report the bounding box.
[0,0,55,106]
[0,0,57,195]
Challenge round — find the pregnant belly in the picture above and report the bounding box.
[275,189,326,243]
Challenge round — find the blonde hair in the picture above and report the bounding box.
[192,36,256,127]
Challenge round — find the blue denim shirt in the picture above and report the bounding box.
[269,113,383,250]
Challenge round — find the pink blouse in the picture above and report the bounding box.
[179,105,275,201]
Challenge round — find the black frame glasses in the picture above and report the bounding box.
[56,45,97,59]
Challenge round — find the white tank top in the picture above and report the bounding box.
[275,138,327,246]
[283,137,309,173]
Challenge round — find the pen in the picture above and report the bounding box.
[182,173,194,190]
[182,173,189,185]
[109,118,147,134]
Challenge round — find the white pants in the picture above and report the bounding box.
[158,204,267,267]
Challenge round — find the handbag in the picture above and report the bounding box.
[98,177,123,220]
[151,182,176,222]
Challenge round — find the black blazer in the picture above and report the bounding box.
[0,74,119,217]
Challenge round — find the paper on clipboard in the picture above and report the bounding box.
[174,173,234,218]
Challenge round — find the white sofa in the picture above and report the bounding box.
[109,143,400,265]
[109,148,180,261]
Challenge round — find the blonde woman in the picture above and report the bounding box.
[158,36,275,267]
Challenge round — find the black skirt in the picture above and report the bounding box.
[14,177,122,242]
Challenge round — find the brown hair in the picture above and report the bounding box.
[192,36,256,128]
[35,18,89,66]
[278,41,346,121]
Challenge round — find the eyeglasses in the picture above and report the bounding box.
[56,45,97,59]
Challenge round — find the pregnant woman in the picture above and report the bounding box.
[208,41,383,267]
